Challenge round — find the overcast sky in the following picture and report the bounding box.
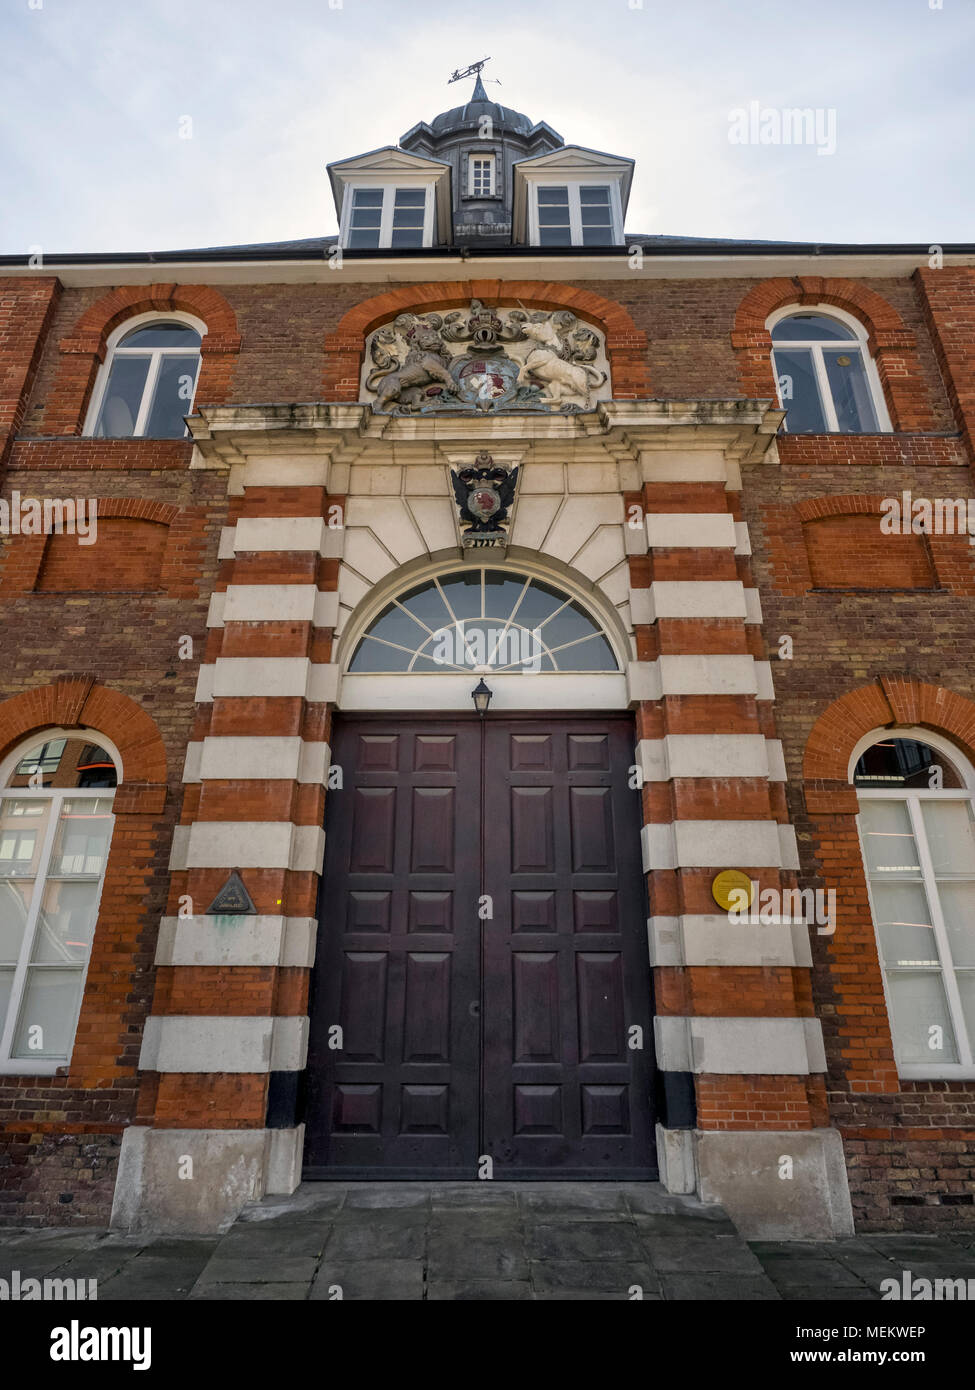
[0,0,972,255]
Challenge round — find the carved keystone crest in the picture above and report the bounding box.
[450,452,518,549]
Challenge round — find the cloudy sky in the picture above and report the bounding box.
[0,0,972,255]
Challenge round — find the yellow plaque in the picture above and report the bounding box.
[711,869,755,912]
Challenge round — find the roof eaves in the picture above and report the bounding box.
[2,239,974,268]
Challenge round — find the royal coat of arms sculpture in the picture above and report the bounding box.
[362,299,609,415]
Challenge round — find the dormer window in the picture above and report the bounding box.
[468,153,496,197]
[329,148,451,252]
[344,186,432,249]
[512,148,632,248]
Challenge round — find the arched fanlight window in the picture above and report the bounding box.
[348,568,619,673]
[87,319,202,439]
[0,731,119,1071]
[770,309,889,434]
[854,731,975,1077]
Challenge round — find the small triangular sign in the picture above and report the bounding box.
[206,871,257,915]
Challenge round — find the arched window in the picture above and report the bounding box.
[854,731,975,1077]
[86,318,202,439]
[0,731,120,1071]
[770,309,889,434]
[348,568,619,673]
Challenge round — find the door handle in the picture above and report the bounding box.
[468,1000,480,1019]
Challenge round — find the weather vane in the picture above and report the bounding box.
[448,57,500,86]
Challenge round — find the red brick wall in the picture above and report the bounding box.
[0,441,228,1226]
[802,514,936,590]
[36,517,168,591]
[917,268,975,460]
[0,278,60,466]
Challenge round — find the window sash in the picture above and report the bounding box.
[772,338,886,434]
[93,346,200,438]
[858,788,975,1076]
[468,156,495,196]
[343,186,433,248]
[0,787,114,1071]
[530,182,620,246]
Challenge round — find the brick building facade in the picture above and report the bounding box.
[2,82,975,1238]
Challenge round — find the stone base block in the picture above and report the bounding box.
[267,1124,305,1194]
[694,1127,854,1240]
[110,1125,303,1235]
[656,1123,696,1194]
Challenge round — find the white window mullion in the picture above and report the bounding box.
[811,345,840,432]
[0,793,61,1063]
[379,190,393,246]
[568,187,583,243]
[771,350,787,411]
[133,351,163,437]
[610,179,624,244]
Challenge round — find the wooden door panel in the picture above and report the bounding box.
[349,787,396,873]
[402,952,452,1061]
[410,787,455,872]
[576,951,626,1062]
[512,890,557,933]
[340,951,387,1060]
[512,951,561,1062]
[569,785,615,872]
[510,786,555,872]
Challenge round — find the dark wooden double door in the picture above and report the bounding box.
[304,715,657,1179]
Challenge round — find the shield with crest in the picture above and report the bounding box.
[468,482,501,523]
[452,354,522,410]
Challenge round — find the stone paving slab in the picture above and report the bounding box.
[189,1282,310,1301]
[529,1258,658,1293]
[427,1279,534,1300]
[310,1259,424,1300]
[1,1183,974,1300]
[427,1230,529,1281]
[660,1273,781,1301]
[526,1221,647,1261]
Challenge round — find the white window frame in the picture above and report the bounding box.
[852,726,975,1079]
[526,176,624,247]
[767,304,892,434]
[83,311,205,439]
[467,152,497,197]
[0,728,122,1075]
[340,182,436,249]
